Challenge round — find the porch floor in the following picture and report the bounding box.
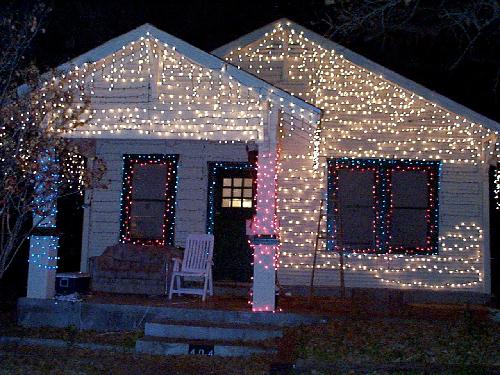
[83,291,489,321]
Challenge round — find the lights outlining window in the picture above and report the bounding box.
[222,177,253,208]
[327,158,440,255]
[120,154,178,245]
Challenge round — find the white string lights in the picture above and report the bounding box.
[44,34,316,142]
[224,22,499,291]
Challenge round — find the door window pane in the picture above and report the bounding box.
[220,177,254,208]
[242,199,252,208]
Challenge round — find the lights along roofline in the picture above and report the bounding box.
[212,18,500,133]
[53,23,320,119]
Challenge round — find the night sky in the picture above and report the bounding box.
[24,0,500,122]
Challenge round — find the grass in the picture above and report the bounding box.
[0,345,272,375]
[288,311,500,373]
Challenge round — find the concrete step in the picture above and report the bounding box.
[18,298,328,332]
[145,320,282,342]
[135,336,276,357]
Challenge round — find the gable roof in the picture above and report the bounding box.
[212,18,500,133]
[54,23,320,117]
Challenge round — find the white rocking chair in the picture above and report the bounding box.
[168,234,214,301]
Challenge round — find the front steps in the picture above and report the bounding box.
[18,298,328,357]
[145,320,282,341]
[136,319,284,357]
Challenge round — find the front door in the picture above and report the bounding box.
[209,164,255,282]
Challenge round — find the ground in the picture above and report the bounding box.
[1,297,499,374]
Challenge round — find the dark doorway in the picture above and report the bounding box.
[490,166,500,305]
[207,162,255,282]
[57,191,84,273]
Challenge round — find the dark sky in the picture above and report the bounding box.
[27,0,500,122]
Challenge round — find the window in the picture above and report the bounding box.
[221,177,253,208]
[120,154,178,245]
[327,158,440,254]
[129,164,167,240]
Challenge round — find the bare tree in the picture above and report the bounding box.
[0,2,103,279]
[317,0,500,99]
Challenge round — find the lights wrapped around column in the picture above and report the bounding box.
[250,151,280,312]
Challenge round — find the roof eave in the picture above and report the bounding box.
[212,18,500,133]
[53,22,320,118]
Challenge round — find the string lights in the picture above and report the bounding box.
[250,151,281,312]
[44,33,316,142]
[119,154,178,245]
[223,21,498,291]
[326,158,440,255]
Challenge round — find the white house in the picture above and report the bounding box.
[26,20,500,311]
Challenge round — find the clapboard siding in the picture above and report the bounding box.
[68,39,267,142]
[225,29,490,294]
[84,139,248,259]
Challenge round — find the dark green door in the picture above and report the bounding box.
[212,168,255,282]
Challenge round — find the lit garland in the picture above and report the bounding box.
[32,150,59,226]
[29,150,60,272]
[119,154,179,245]
[206,161,255,235]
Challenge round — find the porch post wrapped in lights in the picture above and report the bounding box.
[251,103,280,312]
[27,149,60,299]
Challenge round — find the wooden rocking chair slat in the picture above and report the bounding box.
[168,234,214,301]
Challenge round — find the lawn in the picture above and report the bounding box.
[289,311,500,374]
[0,345,272,375]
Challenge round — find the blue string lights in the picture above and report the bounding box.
[32,150,59,228]
[29,236,60,270]
[119,154,179,246]
[29,150,60,271]
[327,158,441,255]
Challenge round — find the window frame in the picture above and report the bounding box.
[120,154,178,246]
[327,158,440,255]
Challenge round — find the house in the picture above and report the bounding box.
[26,20,499,312]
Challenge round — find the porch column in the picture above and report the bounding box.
[251,105,280,312]
[27,150,59,299]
